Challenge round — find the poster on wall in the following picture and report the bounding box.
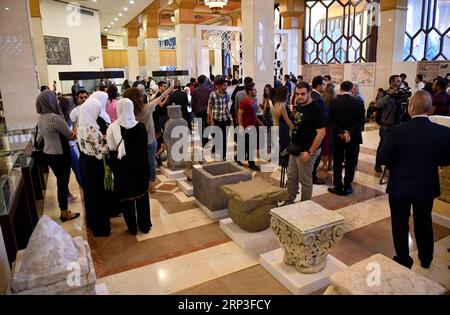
[328,64,345,83]
[301,64,329,83]
[351,63,376,85]
[417,61,450,81]
[44,36,72,65]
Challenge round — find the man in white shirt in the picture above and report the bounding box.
[415,74,425,91]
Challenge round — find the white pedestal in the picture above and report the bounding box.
[177,179,193,197]
[260,163,278,173]
[432,212,450,229]
[161,166,186,180]
[219,218,279,256]
[260,248,347,295]
[195,200,228,222]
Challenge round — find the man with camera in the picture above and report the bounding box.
[375,75,411,173]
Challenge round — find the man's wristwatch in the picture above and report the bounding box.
[307,150,315,157]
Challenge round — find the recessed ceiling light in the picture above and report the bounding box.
[5,7,9,10]
[129,0,135,4]
[110,22,114,25]
[118,13,123,17]
[124,7,128,11]
[114,18,118,21]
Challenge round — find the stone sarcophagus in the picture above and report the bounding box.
[193,162,252,212]
[270,201,344,274]
[220,177,288,232]
[7,216,96,295]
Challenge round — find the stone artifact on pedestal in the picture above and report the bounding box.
[193,162,252,220]
[270,201,345,274]
[324,254,446,295]
[163,105,188,171]
[7,216,97,295]
[220,177,288,232]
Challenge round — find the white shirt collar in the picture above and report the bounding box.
[341,92,352,96]
[312,89,320,95]
[412,115,429,119]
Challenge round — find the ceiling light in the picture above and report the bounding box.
[110,22,114,25]
[114,18,118,21]
[124,7,128,11]
[5,7,9,10]
[129,0,135,4]
[170,16,175,23]
[204,0,228,14]
[118,13,123,17]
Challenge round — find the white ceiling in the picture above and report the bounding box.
[73,0,155,35]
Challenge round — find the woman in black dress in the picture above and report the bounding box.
[107,98,152,235]
[77,98,111,237]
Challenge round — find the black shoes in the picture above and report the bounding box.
[313,178,326,185]
[345,186,354,195]
[328,187,346,196]
[393,256,414,269]
[60,213,80,222]
[375,165,383,173]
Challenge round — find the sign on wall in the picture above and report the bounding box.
[44,36,72,65]
[351,63,376,86]
[417,61,450,81]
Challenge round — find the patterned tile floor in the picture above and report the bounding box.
[41,123,450,295]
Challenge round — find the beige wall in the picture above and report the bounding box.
[102,49,176,68]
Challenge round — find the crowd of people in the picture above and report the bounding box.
[36,71,450,271]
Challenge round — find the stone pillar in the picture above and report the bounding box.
[170,0,197,77]
[127,18,140,82]
[279,0,305,76]
[241,0,275,95]
[145,7,160,76]
[374,0,408,91]
[28,0,48,86]
[0,0,40,130]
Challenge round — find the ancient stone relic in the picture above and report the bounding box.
[193,162,252,211]
[163,105,188,171]
[270,201,344,274]
[324,254,446,295]
[7,216,96,295]
[220,177,288,232]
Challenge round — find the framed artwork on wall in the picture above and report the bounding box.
[44,36,72,65]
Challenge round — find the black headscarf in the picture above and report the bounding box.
[36,90,62,116]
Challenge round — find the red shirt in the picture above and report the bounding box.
[239,97,257,129]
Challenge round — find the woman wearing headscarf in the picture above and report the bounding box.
[107,99,152,235]
[36,91,79,222]
[78,98,111,237]
[89,91,111,135]
[123,80,174,193]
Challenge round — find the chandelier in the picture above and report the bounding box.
[204,0,228,14]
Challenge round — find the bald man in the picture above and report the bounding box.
[380,91,450,269]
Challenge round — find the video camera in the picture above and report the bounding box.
[391,86,412,123]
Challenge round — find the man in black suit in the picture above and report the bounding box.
[328,81,366,196]
[380,91,450,269]
[311,76,327,185]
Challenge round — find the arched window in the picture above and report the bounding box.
[303,0,378,64]
[403,0,450,61]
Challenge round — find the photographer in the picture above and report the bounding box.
[375,75,411,172]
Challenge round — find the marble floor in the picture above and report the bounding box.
[41,123,450,295]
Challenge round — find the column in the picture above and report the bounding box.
[280,0,305,76]
[127,18,140,82]
[241,0,275,95]
[28,0,48,86]
[171,0,197,78]
[0,0,40,130]
[145,6,160,76]
[374,0,408,91]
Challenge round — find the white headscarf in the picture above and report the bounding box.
[106,98,138,159]
[78,98,101,130]
[89,91,112,124]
